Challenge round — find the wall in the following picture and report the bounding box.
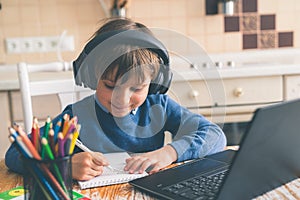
[0,0,300,64]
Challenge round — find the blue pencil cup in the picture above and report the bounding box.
[22,156,73,200]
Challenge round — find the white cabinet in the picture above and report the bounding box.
[170,76,282,107]
[0,92,12,158]
[284,75,300,100]
[168,75,283,123]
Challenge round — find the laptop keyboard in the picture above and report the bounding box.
[162,170,228,200]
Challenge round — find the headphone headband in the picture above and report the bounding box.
[73,29,172,93]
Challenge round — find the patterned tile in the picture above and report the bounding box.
[259,31,276,49]
[242,14,258,32]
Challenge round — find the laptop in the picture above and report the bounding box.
[129,99,300,200]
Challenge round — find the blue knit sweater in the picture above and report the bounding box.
[5,94,226,174]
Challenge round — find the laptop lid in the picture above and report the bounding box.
[130,99,300,199]
[218,98,300,199]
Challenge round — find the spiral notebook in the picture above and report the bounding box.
[78,152,148,189]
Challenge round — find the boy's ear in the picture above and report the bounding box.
[72,50,98,90]
[148,63,173,95]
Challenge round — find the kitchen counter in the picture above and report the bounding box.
[0,68,74,91]
[170,48,300,81]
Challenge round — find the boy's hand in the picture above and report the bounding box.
[124,145,177,174]
[72,152,109,181]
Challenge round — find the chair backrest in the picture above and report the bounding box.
[17,62,94,134]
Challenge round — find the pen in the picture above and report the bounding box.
[75,139,121,172]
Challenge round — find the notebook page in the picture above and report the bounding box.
[78,152,148,189]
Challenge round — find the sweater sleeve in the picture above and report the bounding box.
[4,142,24,174]
[164,96,227,162]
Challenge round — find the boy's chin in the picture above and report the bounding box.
[110,110,130,118]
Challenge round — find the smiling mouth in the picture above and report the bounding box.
[111,104,129,111]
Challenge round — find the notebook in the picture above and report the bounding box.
[78,152,148,189]
[130,99,300,200]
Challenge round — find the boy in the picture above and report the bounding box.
[5,18,226,181]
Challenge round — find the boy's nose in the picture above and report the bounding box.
[112,89,131,106]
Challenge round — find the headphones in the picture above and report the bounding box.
[73,29,172,94]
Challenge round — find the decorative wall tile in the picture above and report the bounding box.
[259,31,276,49]
[225,16,240,32]
[242,0,257,13]
[278,32,293,47]
[205,0,218,15]
[242,14,258,32]
[243,34,257,49]
[260,14,275,30]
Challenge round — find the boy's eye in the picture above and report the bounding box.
[131,87,142,92]
[104,83,115,90]
[131,85,145,92]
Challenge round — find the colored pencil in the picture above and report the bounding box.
[43,116,52,139]
[53,119,62,142]
[48,129,55,154]
[57,132,65,157]
[62,114,70,137]
[69,124,80,154]
[64,133,73,156]
[41,138,68,193]
[31,117,37,150]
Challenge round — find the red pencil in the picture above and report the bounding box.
[31,117,40,150]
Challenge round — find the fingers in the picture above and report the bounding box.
[125,156,157,174]
[90,152,109,166]
[74,166,104,181]
[124,148,175,174]
[72,152,107,181]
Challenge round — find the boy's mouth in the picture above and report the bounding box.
[111,104,130,112]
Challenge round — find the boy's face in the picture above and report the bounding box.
[96,67,151,117]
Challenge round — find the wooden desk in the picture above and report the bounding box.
[1,159,300,200]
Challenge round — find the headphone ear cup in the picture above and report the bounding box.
[148,64,172,94]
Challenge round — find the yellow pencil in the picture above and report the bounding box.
[62,114,70,137]
[69,124,80,154]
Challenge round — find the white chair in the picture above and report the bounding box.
[17,62,93,134]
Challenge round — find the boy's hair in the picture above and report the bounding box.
[93,18,161,85]
[73,18,171,93]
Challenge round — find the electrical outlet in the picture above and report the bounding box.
[32,37,47,52]
[20,38,34,53]
[5,35,75,53]
[5,38,21,53]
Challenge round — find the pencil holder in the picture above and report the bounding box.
[22,156,73,200]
